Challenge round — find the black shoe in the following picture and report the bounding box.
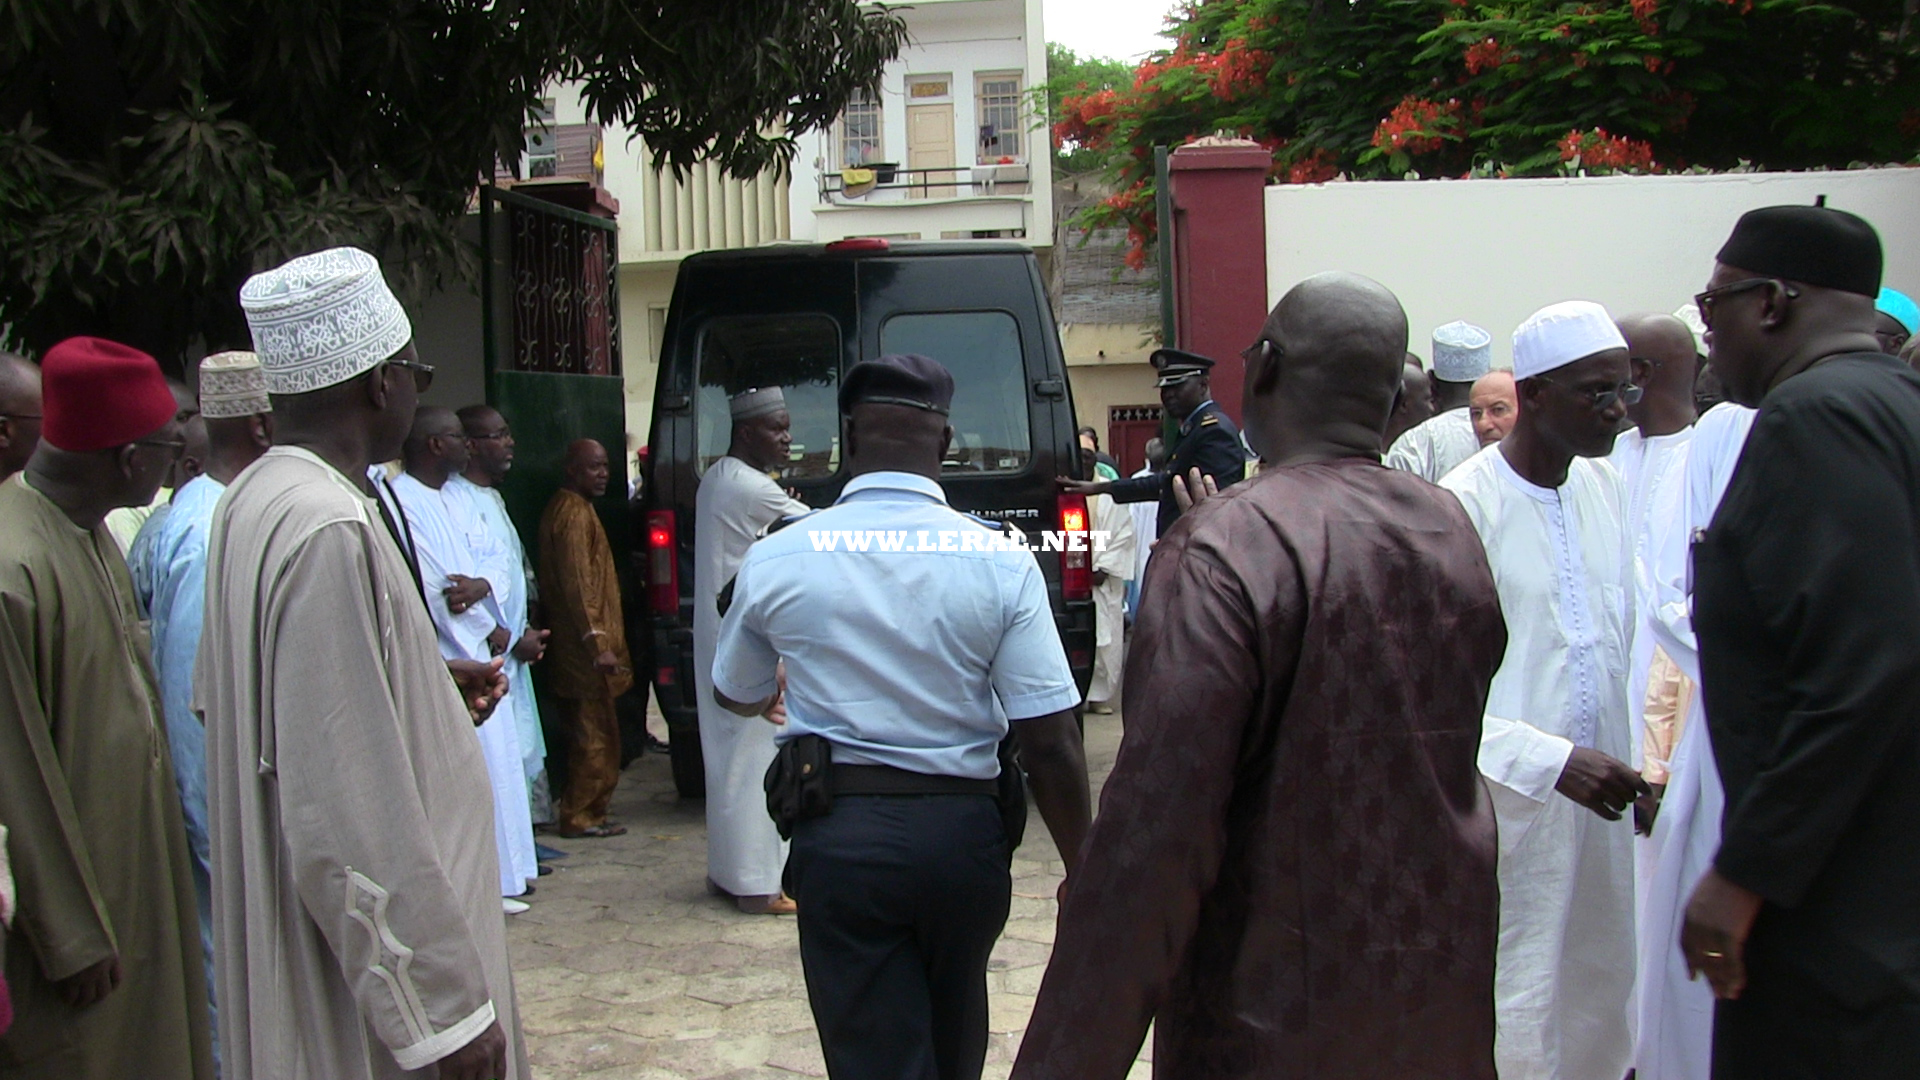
[646,734,672,755]
[537,864,553,876]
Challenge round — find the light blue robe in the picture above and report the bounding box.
[128,473,223,1063]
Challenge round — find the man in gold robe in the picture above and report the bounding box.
[0,336,212,1079]
[538,438,634,838]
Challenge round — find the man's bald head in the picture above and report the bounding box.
[403,404,468,483]
[1244,271,1410,464]
[0,352,43,478]
[844,402,952,480]
[563,437,611,498]
[1618,313,1699,436]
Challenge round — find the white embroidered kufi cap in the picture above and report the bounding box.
[729,386,788,420]
[1512,300,1628,381]
[1673,301,1709,357]
[240,247,413,395]
[197,351,269,419]
[1431,321,1493,382]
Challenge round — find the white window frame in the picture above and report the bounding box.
[974,72,1024,165]
[838,89,884,169]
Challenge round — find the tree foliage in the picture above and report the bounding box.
[0,0,906,366]
[1041,43,1135,175]
[1056,0,1920,267]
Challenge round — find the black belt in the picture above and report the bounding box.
[830,763,997,798]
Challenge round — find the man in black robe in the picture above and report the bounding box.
[1683,204,1920,1074]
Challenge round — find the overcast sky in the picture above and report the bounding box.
[1042,0,1179,63]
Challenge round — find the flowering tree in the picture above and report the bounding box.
[1054,0,1920,266]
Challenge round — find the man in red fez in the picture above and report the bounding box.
[0,336,214,1079]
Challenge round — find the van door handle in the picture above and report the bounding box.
[661,393,691,410]
[1032,379,1065,399]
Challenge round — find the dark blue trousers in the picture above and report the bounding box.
[787,794,1011,1080]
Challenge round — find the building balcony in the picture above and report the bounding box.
[811,165,1037,241]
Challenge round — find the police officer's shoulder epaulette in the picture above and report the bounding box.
[1199,414,1219,427]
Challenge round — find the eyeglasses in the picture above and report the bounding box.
[387,357,435,393]
[1693,278,1800,328]
[0,413,41,421]
[469,429,511,441]
[1533,376,1643,411]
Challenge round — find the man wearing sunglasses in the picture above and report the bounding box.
[1441,300,1650,1080]
[1681,204,1920,1078]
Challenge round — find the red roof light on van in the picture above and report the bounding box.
[826,237,891,253]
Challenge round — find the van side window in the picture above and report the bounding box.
[879,311,1032,474]
[697,315,842,481]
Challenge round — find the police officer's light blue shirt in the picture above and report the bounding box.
[711,471,1080,780]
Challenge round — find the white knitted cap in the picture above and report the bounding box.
[1512,301,1627,380]
[240,247,412,395]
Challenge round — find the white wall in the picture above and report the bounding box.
[1265,169,1920,366]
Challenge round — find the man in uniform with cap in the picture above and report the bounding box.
[712,354,1092,1080]
[1682,205,1920,1075]
[1441,301,1650,1080]
[129,350,275,1066]
[199,247,521,1080]
[1388,320,1492,481]
[693,387,809,915]
[0,336,212,1079]
[1062,348,1244,535]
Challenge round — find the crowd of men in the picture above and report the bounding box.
[2,201,1917,1080]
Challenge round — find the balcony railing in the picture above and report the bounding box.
[820,163,1031,203]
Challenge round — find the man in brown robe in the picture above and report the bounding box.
[0,336,212,1079]
[1013,273,1505,1080]
[538,437,634,838]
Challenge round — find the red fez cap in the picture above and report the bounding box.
[41,337,177,453]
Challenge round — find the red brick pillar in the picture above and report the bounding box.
[1168,140,1271,423]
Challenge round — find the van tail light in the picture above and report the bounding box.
[646,510,679,615]
[1058,494,1091,602]
[826,237,890,252]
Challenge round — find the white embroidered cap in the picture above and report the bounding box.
[1512,300,1628,381]
[1431,321,1493,383]
[240,247,412,395]
[197,351,269,419]
[1673,301,1709,357]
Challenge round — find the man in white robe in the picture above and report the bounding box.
[1441,301,1650,1080]
[203,247,521,1078]
[1080,445,1136,714]
[1123,438,1161,621]
[1632,400,1755,1080]
[1387,320,1489,482]
[1610,314,1699,780]
[693,388,809,914]
[453,405,551,824]
[392,406,538,907]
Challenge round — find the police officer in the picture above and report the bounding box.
[710,353,1093,1080]
[1060,347,1247,533]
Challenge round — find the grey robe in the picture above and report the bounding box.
[197,447,526,1078]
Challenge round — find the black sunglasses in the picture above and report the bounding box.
[1533,376,1643,411]
[1693,278,1800,329]
[387,357,435,393]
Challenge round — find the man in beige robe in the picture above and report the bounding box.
[538,438,634,838]
[0,336,211,1079]
[201,247,522,1079]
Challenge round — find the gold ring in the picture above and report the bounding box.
[1702,950,1726,959]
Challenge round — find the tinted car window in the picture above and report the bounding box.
[697,314,841,480]
[879,311,1031,474]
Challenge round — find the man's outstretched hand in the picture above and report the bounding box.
[436,1019,507,1080]
[1555,746,1651,821]
[1056,476,1111,497]
[447,658,508,725]
[1171,467,1218,513]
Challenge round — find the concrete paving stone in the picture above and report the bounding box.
[986,935,1051,970]
[713,994,818,1036]
[557,940,663,975]
[684,965,806,1006]
[522,993,630,1038]
[528,1028,659,1073]
[987,991,1038,1035]
[606,993,728,1040]
[1000,961,1048,996]
[572,1067,686,1080]
[759,1029,829,1076]
[624,912,759,947]
[513,964,598,1003]
[530,917,636,950]
[1007,894,1058,920]
[647,940,763,976]
[1001,916,1058,946]
[645,1032,775,1078]
[581,965,689,1007]
[717,917,803,951]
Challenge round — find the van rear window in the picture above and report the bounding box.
[697,315,842,481]
[880,312,1031,474]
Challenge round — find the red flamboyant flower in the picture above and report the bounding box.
[1464,37,1515,75]
[1372,96,1461,155]
[1557,127,1660,172]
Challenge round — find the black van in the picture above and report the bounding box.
[641,239,1095,797]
